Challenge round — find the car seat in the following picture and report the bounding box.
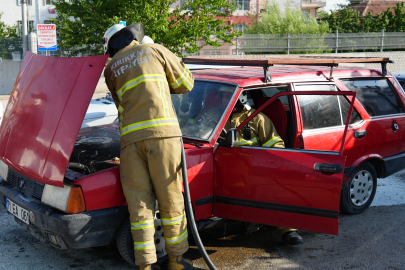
[201,90,221,113]
[257,98,287,142]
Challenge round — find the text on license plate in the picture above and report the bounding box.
[6,198,29,225]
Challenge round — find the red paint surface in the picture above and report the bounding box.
[0,52,108,187]
[184,146,215,220]
[75,143,215,220]
[213,147,346,235]
[75,167,127,211]
[299,78,405,171]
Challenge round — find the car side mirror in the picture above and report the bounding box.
[226,128,237,147]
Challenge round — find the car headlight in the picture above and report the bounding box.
[41,184,86,214]
[0,160,9,181]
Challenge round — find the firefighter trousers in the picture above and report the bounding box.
[120,137,189,266]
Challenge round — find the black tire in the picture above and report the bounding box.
[116,218,136,266]
[340,161,377,215]
[115,215,168,267]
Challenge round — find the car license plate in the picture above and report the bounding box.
[6,198,29,225]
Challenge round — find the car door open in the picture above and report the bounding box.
[213,91,357,235]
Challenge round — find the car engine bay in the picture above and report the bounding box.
[66,125,121,179]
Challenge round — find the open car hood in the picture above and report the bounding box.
[0,52,109,187]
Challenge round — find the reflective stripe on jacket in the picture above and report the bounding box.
[225,108,285,148]
[104,41,194,147]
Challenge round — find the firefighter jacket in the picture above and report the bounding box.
[224,108,285,148]
[104,41,194,148]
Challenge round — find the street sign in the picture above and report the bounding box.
[119,21,126,27]
[37,24,57,51]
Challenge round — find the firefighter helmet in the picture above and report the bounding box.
[102,24,125,55]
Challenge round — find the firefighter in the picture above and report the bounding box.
[103,23,194,270]
[224,91,304,245]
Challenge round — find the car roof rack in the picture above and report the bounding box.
[182,56,393,83]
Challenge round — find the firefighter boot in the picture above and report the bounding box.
[139,264,161,270]
[168,255,193,270]
[281,231,304,245]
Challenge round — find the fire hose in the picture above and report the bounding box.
[180,137,218,270]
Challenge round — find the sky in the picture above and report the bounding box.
[322,0,350,12]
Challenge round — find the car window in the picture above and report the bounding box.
[171,81,237,140]
[341,79,405,117]
[295,84,362,130]
[298,94,342,130]
[338,96,362,125]
[261,86,289,105]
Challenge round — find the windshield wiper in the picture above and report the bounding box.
[183,140,203,147]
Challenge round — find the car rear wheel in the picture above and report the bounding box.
[115,212,167,266]
[340,162,377,215]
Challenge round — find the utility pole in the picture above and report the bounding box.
[21,0,28,56]
[35,0,40,30]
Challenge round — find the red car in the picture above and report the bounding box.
[0,53,402,265]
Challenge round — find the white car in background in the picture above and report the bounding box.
[0,102,3,125]
[82,93,118,128]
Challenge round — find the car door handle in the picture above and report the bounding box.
[354,130,367,138]
[314,163,343,174]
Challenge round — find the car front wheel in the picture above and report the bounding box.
[116,212,167,266]
[340,162,377,215]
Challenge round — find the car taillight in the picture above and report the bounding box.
[296,134,305,149]
[66,186,86,214]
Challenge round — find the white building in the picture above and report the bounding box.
[0,0,57,31]
[0,0,58,56]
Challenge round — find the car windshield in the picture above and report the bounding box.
[171,81,236,140]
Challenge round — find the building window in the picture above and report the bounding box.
[232,50,245,55]
[182,51,198,56]
[44,0,52,5]
[17,21,34,34]
[206,50,221,56]
[235,0,249,11]
[17,0,32,5]
[302,10,309,19]
[233,24,245,33]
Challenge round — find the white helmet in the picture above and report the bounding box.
[238,91,251,110]
[103,24,125,54]
[140,35,154,44]
[239,91,248,104]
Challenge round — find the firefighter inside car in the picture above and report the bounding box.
[103,22,194,270]
[205,88,305,245]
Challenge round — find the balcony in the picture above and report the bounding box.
[302,0,326,9]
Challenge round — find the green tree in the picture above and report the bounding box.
[0,12,20,38]
[316,9,329,20]
[386,2,405,32]
[52,0,240,56]
[321,2,405,33]
[245,1,329,35]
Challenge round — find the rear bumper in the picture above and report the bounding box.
[0,184,128,249]
[382,152,405,178]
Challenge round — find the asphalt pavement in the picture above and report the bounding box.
[1,172,405,269]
